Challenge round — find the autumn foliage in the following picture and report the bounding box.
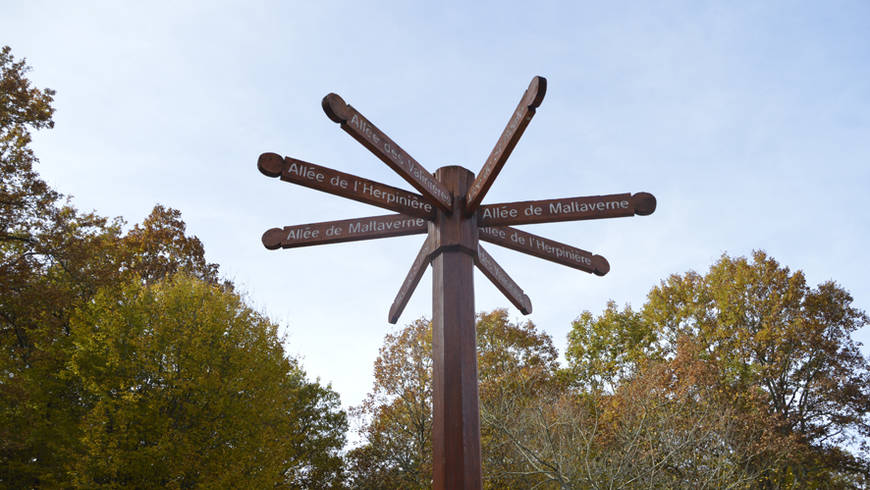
[4,45,870,488]
[1,46,346,488]
[352,253,869,488]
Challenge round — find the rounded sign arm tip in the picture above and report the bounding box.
[257,152,284,177]
[593,255,610,276]
[262,228,284,250]
[520,294,533,315]
[632,192,657,216]
[322,93,350,123]
[525,75,547,109]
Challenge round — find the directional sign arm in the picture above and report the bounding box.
[262,213,428,250]
[478,192,656,227]
[258,153,436,219]
[479,225,609,276]
[465,76,547,214]
[322,93,453,212]
[475,244,532,314]
[388,234,436,324]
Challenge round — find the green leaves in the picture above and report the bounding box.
[566,301,659,392]
[120,205,223,286]
[348,310,564,488]
[568,250,870,486]
[68,275,347,488]
[0,46,347,486]
[347,251,869,486]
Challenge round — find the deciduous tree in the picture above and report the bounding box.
[120,205,222,286]
[0,44,56,238]
[0,46,348,487]
[565,301,658,393]
[568,251,870,486]
[347,318,432,488]
[347,310,562,489]
[69,275,347,488]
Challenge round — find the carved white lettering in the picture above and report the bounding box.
[482,206,518,219]
[479,227,507,239]
[547,199,628,215]
[287,162,325,183]
[286,227,320,240]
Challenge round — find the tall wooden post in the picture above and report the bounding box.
[430,166,482,489]
[259,76,657,490]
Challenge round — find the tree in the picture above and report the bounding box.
[0,46,99,485]
[120,205,222,286]
[0,46,348,487]
[565,301,659,393]
[0,45,56,239]
[347,318,432,488]
[482,322,796,488]
[475,310,562,488]
[347,310,563,488]
[581,338,796,488]
[568,251,870,486]
[68,274,346,488]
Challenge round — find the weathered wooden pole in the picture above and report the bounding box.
[430,166,482,489]
[259,75,657,490]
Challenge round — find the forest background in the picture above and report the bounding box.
[2,1,869,487]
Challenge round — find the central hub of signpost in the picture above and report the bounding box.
[257,76,656,489]
[430,166,481,489]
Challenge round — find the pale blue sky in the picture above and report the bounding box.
[3,1,869,409]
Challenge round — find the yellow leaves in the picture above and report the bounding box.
[3,47,344,484]
[351,310,564,488]
[66,274,347,487]
[565,250,870,486]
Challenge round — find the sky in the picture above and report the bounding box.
[3,1,869,411]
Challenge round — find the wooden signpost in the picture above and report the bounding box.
[257,76,656,489]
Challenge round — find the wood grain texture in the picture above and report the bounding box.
[261,213,427,249]
[464,76,547,214]
[431,166,478,257]
[475,244,532,314]
[477,192,657,226]
[254,78,658,490]
[322,92,453,211]
[478,225,609,276]
[258,153,435,219]
[430,166,482,490]
[388,234,436,324]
